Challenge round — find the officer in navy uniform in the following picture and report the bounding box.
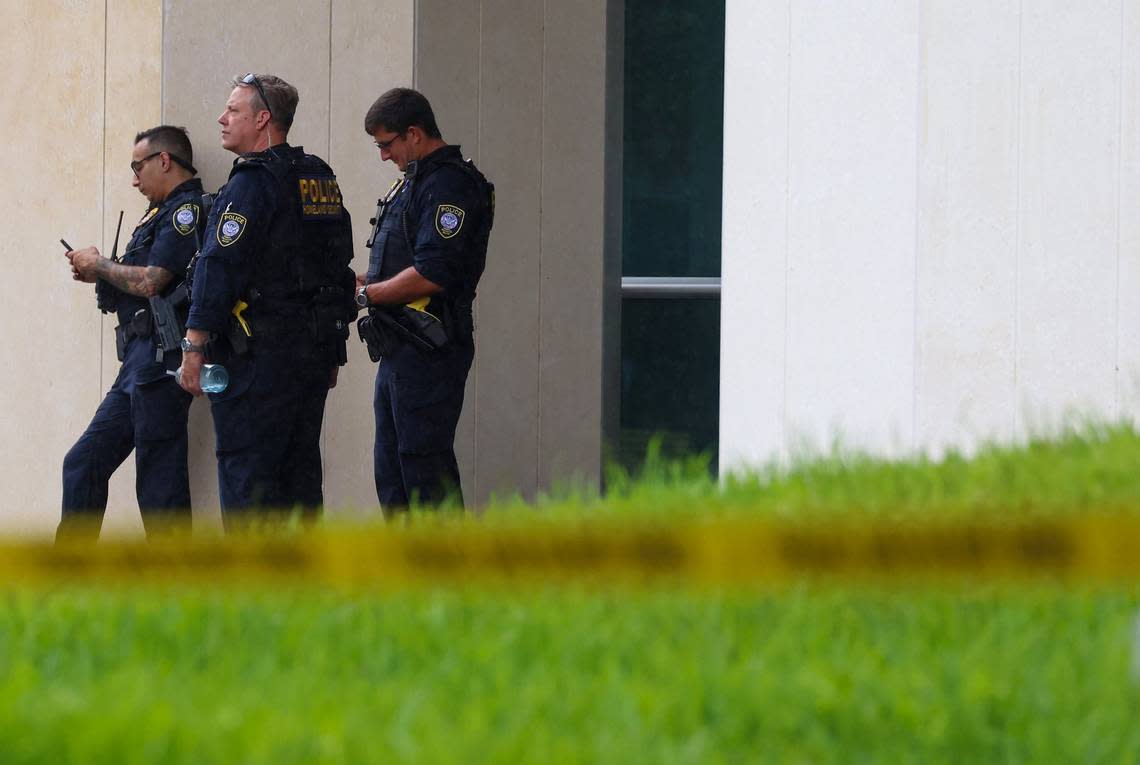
[355,88,494,512]
[179,73,355,528]
[61,125,204,539]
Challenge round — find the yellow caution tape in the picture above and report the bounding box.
[5,515,1140,589]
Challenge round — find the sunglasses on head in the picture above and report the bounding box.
[240,72,273,117]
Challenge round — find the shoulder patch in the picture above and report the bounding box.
[172,203,199,236]
[435,204,465,239]
[216,210,248,247]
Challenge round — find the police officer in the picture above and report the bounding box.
[355,88,494,512]
[180,73,355,528]
[61,126,204,539]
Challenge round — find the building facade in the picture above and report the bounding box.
[2,0,1137,534]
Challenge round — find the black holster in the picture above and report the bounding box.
[149,283,189,364]
[356,305,448,363]
[357,312,398,362]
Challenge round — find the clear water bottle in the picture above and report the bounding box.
[168,363,229,393]
[199,364,229,393]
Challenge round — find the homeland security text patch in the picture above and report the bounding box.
[172,203,199,236]
[435,204,465,239]
[217,211,248,247]
[297,175,343,220]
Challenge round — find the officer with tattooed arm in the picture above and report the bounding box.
[60,125,204,539]
[356,88,494,513]
[180,73,355,527]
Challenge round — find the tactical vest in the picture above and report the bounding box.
[365,153,495,341]
[113,180,205,328]
[229,148,356,356]
[234,149,355,309]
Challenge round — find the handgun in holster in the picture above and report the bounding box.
[400,297,449,349]
[356,299,448,362]
[149,282,190,364]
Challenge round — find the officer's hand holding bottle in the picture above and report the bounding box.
[170,363,228,394]
[175,331,216,396]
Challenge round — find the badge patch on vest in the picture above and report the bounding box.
[172,203,198,236]
[217,211,248,247]
[139,206,160,227]
[297,175,344,220]
[435,204,465,239]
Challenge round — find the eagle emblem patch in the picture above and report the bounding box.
[172,203,198,236]
[217,211,248,247]
[435,204,465,239]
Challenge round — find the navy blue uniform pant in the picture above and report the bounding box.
[209,345,332,529]
[373,342,473,512]
[59,372,192,540]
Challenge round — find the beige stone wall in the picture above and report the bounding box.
[416,0,612,504]
[0,0,412,536]
[0,0,162,536]
[2,0,609,534]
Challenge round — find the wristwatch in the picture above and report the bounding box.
[355,285,370,308]
[180,337,206,354]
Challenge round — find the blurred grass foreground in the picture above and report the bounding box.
[3,423,1140,763]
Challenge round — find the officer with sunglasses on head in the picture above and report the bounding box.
[60,125,205,540]
[179,73,355,529]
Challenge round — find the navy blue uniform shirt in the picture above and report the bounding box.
[366,145,490,303]
[187,150,281,333]
[116,177,204,326]
[115,177,204,385]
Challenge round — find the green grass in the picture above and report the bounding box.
[486,421,1140,521]
[1,586,1138,764]
[6,421,1140,762]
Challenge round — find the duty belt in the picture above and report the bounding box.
[115,308,153,340]
[113,308,153,362]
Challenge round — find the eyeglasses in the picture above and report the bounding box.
[131,152,162,176]
[130,151,196,177]
[374,131,405,151]
[240,72,273,117]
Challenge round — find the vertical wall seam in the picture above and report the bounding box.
[537,0,546,492]
[476,0,483,498]
[1115,0,1125,417]
[781,0,792,459]
[322,0,333,470]
[100,0,109,397]
[911,0,922,453]
[160,0,165,121]
[1012,0,1023,438]
[912,0,921,456]
[328,0,333,161]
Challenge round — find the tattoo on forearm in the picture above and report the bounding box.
[95,260,174,298]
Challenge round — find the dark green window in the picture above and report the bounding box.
[618,0,725,470]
